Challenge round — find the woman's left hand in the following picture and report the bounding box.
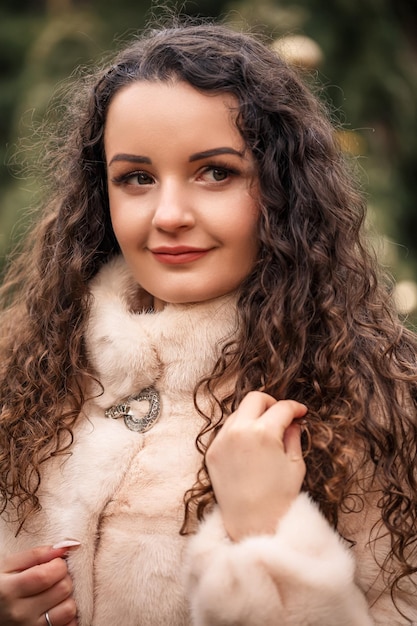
[206,391,307,541]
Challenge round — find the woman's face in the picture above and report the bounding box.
[105,80,259,306]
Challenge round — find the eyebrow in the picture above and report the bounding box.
[188,147,245,162]
[108,154,151,166]
[108,147,245,167]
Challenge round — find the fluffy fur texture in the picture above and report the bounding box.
[186,494,373,626]
[0,259,415,625]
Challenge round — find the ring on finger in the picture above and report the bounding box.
[44,611,53,626]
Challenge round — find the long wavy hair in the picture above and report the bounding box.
[1,19,416,614]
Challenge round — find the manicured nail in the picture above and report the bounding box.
[52,540,81,550]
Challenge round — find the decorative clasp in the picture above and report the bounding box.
[105,386,161,433]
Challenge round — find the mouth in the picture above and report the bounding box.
[150,246,211,265]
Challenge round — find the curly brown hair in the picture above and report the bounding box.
[1,18,416,615]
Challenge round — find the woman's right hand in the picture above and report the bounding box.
[206,392,307,541]
[0,545,78,625]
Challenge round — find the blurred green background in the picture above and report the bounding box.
[1,0,416,318]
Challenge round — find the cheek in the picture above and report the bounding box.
[243,220,260,269]
[109,206,144,249]
[109,216,128,250]
[235,206,259,253]
[108,195,123,240]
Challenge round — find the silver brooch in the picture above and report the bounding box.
[104,386,161,433]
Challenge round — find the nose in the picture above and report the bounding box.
[151,180,195,232]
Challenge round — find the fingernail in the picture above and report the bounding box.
[52,540,81,550]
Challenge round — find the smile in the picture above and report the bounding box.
[150,247,211,265]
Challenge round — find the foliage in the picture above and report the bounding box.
[1,0,416,320]
[227,0,417,321]
[0,0,229,262]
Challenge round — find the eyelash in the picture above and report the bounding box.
[110,163,240,187]
[111,171,154,186]
[199,163,240,183]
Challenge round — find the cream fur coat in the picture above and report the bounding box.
[1,257,416,625]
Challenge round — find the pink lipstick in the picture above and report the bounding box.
[150,246,211,265]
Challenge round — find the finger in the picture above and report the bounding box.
[1,546,60,574]
[261,399,308,438]
[283,422,304,459]
[11,557,69,598]
[231,391,278,424]
[2,544,77,575]
[38,594,77,626]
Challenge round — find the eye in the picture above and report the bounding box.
[111,171,155,186]
[199,166,237,184]
[210,168,229,182]
[128,171,155,185]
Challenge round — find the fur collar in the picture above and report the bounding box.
[84,256,240,410]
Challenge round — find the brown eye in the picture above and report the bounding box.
[134,172,154,185]
[200,166,237,183]
[211,168,229,181]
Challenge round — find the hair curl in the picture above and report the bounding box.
[1,18,416,615]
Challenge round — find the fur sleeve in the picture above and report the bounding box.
[184,492,374,625]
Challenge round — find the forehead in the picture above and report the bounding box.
[104,80,244,154]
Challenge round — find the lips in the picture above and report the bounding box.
[150,246,211,265]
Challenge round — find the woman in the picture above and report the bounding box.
[0,20,416,626]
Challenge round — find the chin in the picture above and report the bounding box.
[160,289,235,306]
